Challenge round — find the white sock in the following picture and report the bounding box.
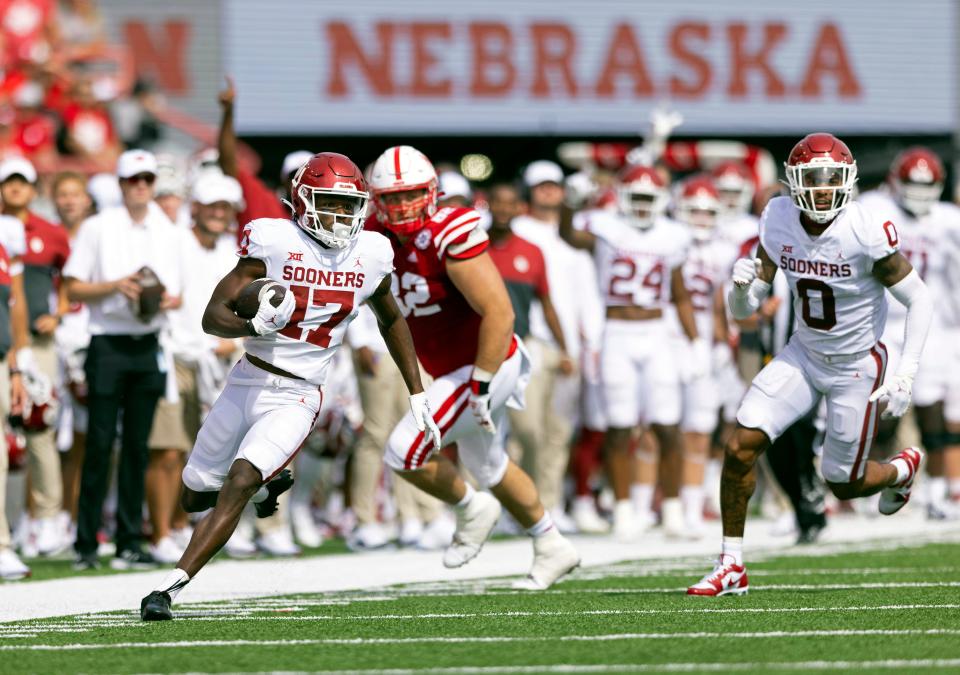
[928,476,947,506]
[721,536,743,566]
[890,458,912,485]
[455,483,476,509]
[251,486,269,504]
[155,568,190,601]
[950,479,960,499]
[526,512,555,538]
[680,485,704,521]
[630,483,654,515]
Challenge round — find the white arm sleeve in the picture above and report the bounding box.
[727,278,772,321]
[886,269,933,379]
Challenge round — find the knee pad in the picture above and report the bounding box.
[459,445,509,489]
[921,431,946,453]
[819,457,853,485]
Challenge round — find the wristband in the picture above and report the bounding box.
[9,368,20,376]
[244,319,259,337]
[470,367,494,396]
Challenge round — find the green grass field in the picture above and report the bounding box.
[2,541,959,674]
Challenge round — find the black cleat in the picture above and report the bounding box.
[254,469,294,518]
[72,552,100,571]
[140,591,173,621]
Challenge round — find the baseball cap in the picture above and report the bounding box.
[0,156,37,183]
[191,172,244,209]
[439,171,473,200]
[523,160,564,187]
[116,149,159,179]
[281,150,313,180]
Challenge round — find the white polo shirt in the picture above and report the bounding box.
[167,228,237,361]
[63,202,182,336]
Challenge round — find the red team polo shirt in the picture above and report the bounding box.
[487,231,549,339]
[22,211,69,328]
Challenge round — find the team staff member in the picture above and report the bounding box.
[64,149,183,571]
[0,157,70,556]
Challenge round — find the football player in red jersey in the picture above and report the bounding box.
[367,145,580,590]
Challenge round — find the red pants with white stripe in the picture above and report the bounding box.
[384,337,530,488]
[736,340,888,484]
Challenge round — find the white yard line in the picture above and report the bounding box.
[4,628,960,651]
[1,513,958,623]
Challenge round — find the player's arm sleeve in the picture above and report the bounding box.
[236,219,270,261]
[887,269,932,380]
[438,211,488,260]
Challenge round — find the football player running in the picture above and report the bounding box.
[859,148,960,519]
[367,145,579,590]
[140,153,438,619]
[671,175,738,537]
[688,133,934,597]
[559,164,707,540]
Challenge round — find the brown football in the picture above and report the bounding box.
[234,278,286,319]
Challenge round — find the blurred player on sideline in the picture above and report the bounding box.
[689,133,933,597]
[140,153,437,620]
[367,145,580,590]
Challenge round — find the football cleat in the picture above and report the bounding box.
[140,590,173,621]
[254,470,294,519]
[443,492,501,568]
[879,447,924,516]
[687,558,749,597]
[512,529,581,590]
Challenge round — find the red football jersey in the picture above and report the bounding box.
[366,206,488,378]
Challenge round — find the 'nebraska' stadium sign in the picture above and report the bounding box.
[225,0,955,135]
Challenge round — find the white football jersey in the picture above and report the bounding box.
[760,196,898,356]
[682,236,739,339]
[577,211,690,310]
[237,219,394,385]
[859,189,960,332]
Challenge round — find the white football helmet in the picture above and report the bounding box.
[368,145,439,236]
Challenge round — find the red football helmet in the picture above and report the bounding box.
[676,174,721,242]
[289,153,369,248]
[617,164,668,229]
[889,146,944,216]
[784,133,857,224]
[711,161,755,215]
[368,145,439,236]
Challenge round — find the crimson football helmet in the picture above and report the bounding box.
[676,175,721,242]
[368,145,439,236]
[889,146,944,216]
[784,133,857,224]
[617,164,668,229]
[711,161,755,216]
[289,152,369,248]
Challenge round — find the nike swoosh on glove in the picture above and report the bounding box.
[409,393,442,449]
[250,287,297,335]
[869,375,913,419]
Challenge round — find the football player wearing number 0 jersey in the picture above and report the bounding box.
[141,153,436,620]
[560,164,708,541]
[688,133,934,598]
[366,145,580,590]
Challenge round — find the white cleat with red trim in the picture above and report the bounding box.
[443,491,501,568]
[512,529,581,590]
[879,447,924,516]
[687,556,749,597]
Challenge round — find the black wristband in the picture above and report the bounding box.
[244,319,259,336]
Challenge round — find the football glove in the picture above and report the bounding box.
[409,393,442,450]
[250,287,296,336]
[869,374,914,420]
[469,368,496,434]
[732,257,763,288]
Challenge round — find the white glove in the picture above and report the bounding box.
[711,341,733,375]
[869,375,914,420]
[250,286,296,336]
[650,106,684,139]
[409,392,442,449]
[564,171,597,209]
[688,338,711,381]
[732,257,763,288]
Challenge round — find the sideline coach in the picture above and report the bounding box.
[64,149,182,570]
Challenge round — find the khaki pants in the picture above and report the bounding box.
[0,363,9,548]
[25,336,62,519]
[147,360,201,452]
[352,351,440,525]
[507,338,574,511]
